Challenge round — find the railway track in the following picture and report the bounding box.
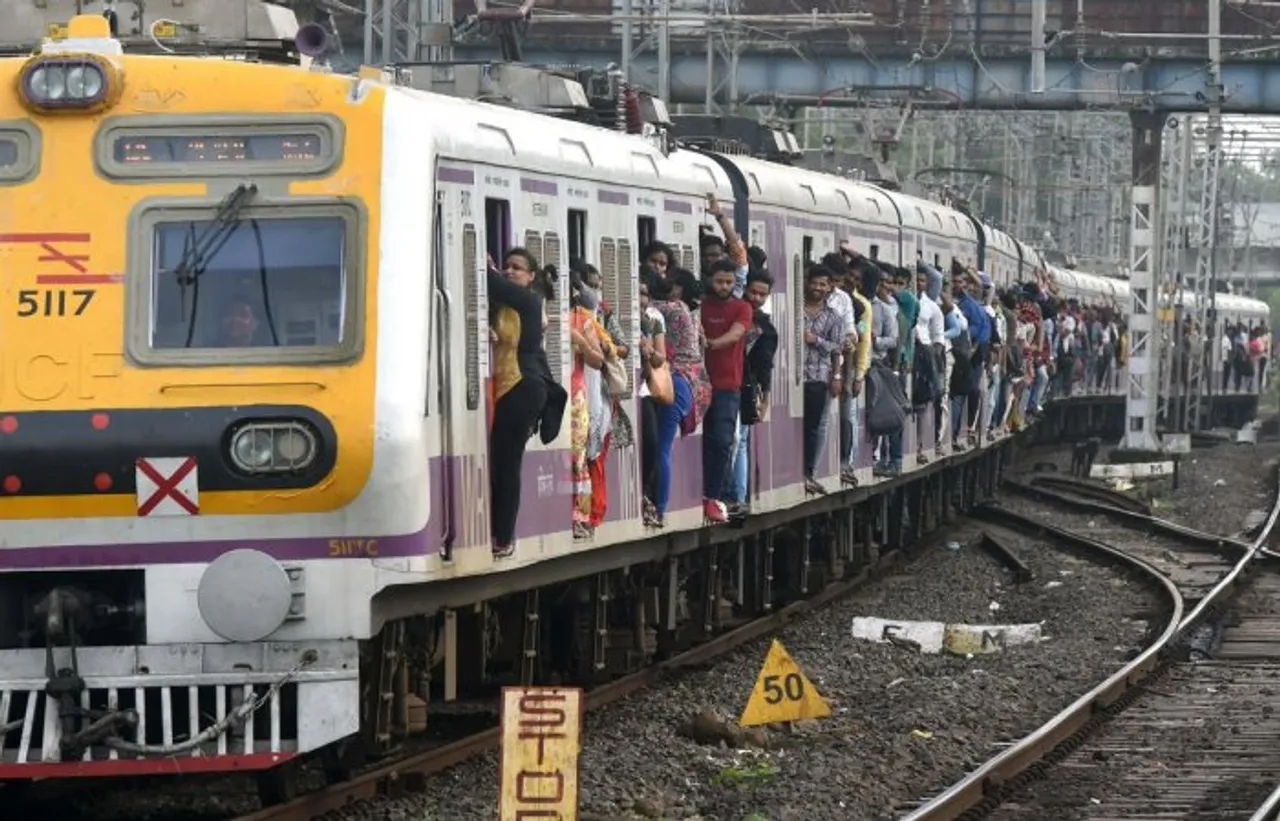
[900,469,1280,821]
[224,502,1204,820]
[229,496,1237,821]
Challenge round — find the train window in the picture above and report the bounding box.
[792,253,803,386]
[802,236,814,265]
[95,116,340,179]
[130,202,362,366]
[869,245,880,261]
[0,124,37,183]
[637,216,656,252]
[485,198,511,262]
[524,230,545,276]
[543,231,565,383]
[568,209,588,264]
[934,254,941,268]
[462,223,481,409]
[604,237,635,396]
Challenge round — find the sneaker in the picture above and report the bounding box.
[840,469,859,487]
[493,543,515,559]
[804,478,827,495]
[703,499,728,523]
[917,452,930,465]
[726,501,749,517]
[572,521,593,540]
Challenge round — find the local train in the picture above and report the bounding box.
[0,12,1267,798]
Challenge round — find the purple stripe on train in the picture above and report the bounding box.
[522,178,558,196]
[437,166,475,185]
[664,199,693,215]
[598,190,630,206]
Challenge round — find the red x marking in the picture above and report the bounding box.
[136,457,199,516]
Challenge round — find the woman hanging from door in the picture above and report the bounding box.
[487,248,564,558]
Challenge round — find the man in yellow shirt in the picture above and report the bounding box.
[837,241,874,484]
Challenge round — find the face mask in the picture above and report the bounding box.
[579,285,601,311]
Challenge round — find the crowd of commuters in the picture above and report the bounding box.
[482,202,1270,558]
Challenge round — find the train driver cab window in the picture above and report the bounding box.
[868,244,880,261]
[802,235,814,265]
[145,208,356,360]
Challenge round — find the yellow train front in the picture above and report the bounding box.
[0,16,400,783]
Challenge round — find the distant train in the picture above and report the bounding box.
[1047,264,1270,345]
[0,13,1266,801]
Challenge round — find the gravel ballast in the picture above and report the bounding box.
[361,518,1162,821]
[1017,437,1280,537]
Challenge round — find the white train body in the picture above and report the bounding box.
[0,37,1268,779]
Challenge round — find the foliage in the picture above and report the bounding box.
[712,760,777,789]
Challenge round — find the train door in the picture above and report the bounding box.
[597,188,642,525]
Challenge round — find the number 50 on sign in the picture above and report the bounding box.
[739,639,831,728]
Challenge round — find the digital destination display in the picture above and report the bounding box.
[112,133,326,165]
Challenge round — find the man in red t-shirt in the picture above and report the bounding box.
[701,259,753,522]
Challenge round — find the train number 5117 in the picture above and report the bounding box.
[17,289,95,318]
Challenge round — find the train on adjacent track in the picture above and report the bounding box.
[0,10,1269,802]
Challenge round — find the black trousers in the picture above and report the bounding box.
[640,396,659,502]
[490,377,548,547]
[803,381,829,479]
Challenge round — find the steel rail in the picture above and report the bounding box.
[1021,474,1152,515]
[1250,782,1280,821]
[1009,474,1274,558]
[900,469,1280,821]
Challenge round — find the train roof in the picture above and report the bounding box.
[387,83,730,197]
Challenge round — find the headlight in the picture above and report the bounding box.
[229,422,319,474]
[18,57,114,112]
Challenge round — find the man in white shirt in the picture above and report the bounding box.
[915,262,945,462]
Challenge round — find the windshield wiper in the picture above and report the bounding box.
[171,183,258,347]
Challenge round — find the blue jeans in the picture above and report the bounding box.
[875,432,902,470]
[654,374,694,515]
[841,393,859,472]
[702,389,741,502]
[731,421,750,504]
[951,395,966,442]
[987,370,1003,430]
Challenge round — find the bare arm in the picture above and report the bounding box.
[707,322,748,350]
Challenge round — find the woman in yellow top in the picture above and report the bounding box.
[488,248,558,558]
